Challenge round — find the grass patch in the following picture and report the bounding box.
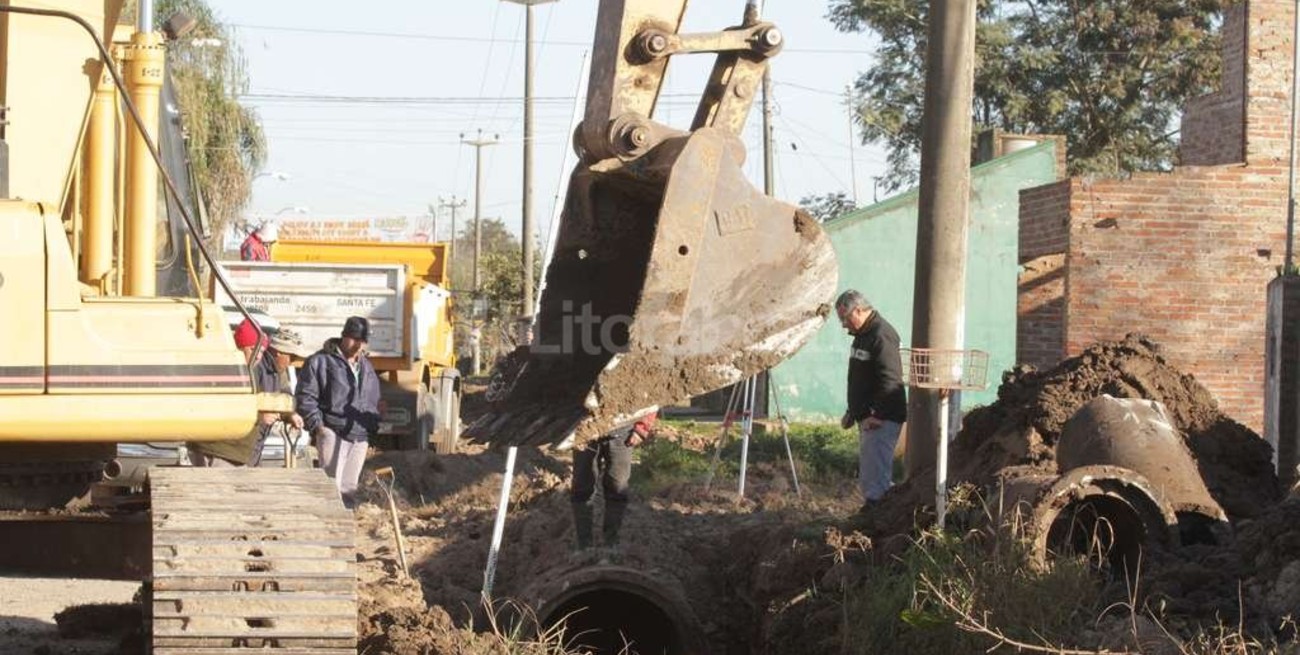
[633,421,861,493]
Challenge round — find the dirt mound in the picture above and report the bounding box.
[359,576,500,654]
[954,334,1279,520]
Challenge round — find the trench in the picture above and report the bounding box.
[529,567,705,655]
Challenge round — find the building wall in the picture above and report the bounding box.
[773,142,1060,422]
[1062,169,1284,430]
[1179,4,1246,166]
[1015,0,1297,431]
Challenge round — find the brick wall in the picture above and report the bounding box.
[1180,4,1246,166]
[1016,0,1300,432]
[1245,0,1297,165]
[1063,169,1286,429]
[1018,179,1072,262]
[1017,253,1066,370]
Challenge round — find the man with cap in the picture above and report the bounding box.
[296,316,382,508]
[257,328,312,466]
[190,318,290,466]
[239,221,277,262]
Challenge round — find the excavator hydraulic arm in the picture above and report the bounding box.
[466,0,838,447]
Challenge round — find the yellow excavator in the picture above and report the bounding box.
[466,0,839,447]
[0,1,356,652]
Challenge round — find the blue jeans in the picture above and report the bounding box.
[859,420,903,501]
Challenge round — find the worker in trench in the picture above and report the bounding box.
[296,316,382,509]
[571,412,657,551]
[835,289,908,511]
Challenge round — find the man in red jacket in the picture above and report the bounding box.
[239,221,277,261]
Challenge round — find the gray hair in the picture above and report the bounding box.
[835,289,873,313]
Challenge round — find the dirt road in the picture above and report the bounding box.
[0,576,138,654]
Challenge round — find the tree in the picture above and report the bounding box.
[828,0,1227,192]
[448,217,520,295]
[153,0,266,245]
[447,218,539,365]
[800,191,859,222]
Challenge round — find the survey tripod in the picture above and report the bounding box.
[704,372,801,499]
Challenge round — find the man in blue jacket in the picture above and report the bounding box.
[296,316,382,508]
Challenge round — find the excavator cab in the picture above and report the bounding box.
[466,0,838,447]
[0,4,359,651]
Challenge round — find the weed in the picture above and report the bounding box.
[837,520,1102,654]
[481,596,628,655]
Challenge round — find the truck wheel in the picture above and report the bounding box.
[404,382,435,451]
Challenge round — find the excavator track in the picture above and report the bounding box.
[148,467,357,654]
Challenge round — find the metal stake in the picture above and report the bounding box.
[482,446,517,599]
[935,389,950,530]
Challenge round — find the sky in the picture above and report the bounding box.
[217,0,889,242]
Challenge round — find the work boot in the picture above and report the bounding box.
[602,500,627,547]
[572,502,594,551]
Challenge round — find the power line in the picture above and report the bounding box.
[463,2,506,203]
[775,80,848,97]
[230,22,872,54]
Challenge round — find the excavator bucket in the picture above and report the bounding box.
[463,0,838,447]
[465,129,836,447]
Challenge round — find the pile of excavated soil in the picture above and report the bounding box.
[836,335,1296,640]
[952,334,1279,521]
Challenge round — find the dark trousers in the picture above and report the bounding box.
[571,436,632,503]
[571,436,632,548]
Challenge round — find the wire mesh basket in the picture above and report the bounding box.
[901,348,990,391]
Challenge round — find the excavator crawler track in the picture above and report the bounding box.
[148,467,357,654]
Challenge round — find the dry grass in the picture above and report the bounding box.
[831,490,1300,655]
[481,597,632,655]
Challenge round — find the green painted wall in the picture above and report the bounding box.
[772,141,1058,422]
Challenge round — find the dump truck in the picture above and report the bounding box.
[0,2,358,652]
[214,240,461,452]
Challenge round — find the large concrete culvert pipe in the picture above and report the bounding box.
[1057,395,1229,536]
[522,566,708,655]
[998,465,1179,574]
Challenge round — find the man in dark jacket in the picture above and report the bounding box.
[296,316,382,508]
[836,290,907,508]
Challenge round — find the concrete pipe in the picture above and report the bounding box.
[1057,395,1228,543]
[518,565,708,655]
[996,465,1179,573]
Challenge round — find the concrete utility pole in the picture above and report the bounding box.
[439,195,466,264]
[462,130,498,294]
[906,0,977,478]
[503,0,557,318]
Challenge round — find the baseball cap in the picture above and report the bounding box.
[341,316,370,342]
